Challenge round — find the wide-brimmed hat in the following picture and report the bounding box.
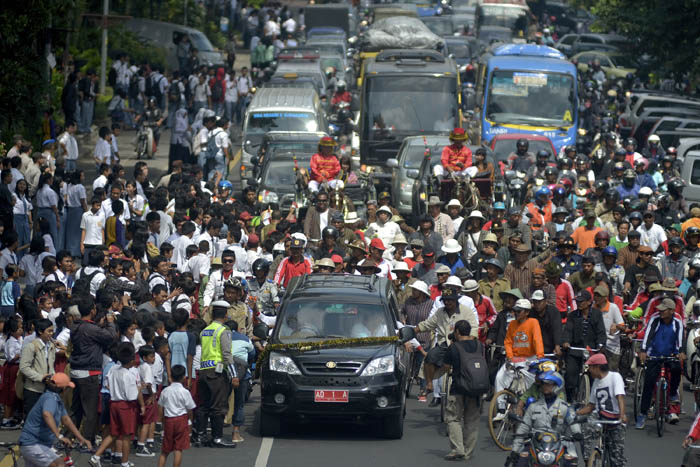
[483,233,498,244]
[428,196,443,206]
[319,136,336,147]
[392,233,408,246]
[446,199,462,208]
[449,127,468,141]
[513,243,532,253]
[409,280,430,296]
[484,258,503,271]
[357,259,380,273]
[344,212,360,224]
[315,258,335,269]
[393,261,410,272]
[468,210,485,220]
[462,279,479,292]
[436,264,451,275]
[349,239,367,253]
[499,288,524,301]
[514,299,532,311]
[442,239,461,254]
[377,206,393,216]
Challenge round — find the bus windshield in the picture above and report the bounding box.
[479,5,528,31]
[364,76,457,136]
[486,70,575,127]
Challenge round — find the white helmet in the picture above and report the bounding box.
[337,79,347,89]
[409,280,430,296]
[639,186,653,196]
[445,276,462,288]
[648,134,660,143]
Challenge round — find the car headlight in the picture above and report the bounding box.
[269,352,301,375]
[537,451,556,465]
[361,356,394,376]
[262,191,279,204]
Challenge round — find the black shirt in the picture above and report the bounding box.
[624,263,661,294]
[443,339,480,395]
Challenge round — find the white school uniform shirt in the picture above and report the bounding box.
[158,382,196,418]
[139,361,155,394]
[12,193,32,216]
[127,194,147,221]
[100,198,131,224]
[94,138,111,165]
[92,174,108,192]
[172,235,194,270]
[224,75,238,103]
[80,210,105,245]
[36,184,58,208]
[107,364,141,402]
[4,336,22,361]
[153,353,165,386]
[9,168,24,193]
[59,131,79,161]
[66,184,86,208]
[186,253,210,283]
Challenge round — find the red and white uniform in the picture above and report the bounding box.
[435,144,473,177]
[309,153,341,192]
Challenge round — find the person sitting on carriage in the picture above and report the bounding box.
[434,128,474,179]
[524,186,554,232]
[309,136,341,193]
[338,155,359,184]
[473,147,495,180]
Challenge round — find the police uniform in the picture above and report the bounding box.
[248,278,279,316]
[196,300,237,447]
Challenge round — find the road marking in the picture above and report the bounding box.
[254,437,274,467]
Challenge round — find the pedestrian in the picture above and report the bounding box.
[18,318,56,417]
[18,373,91,466]
[158,364,196,467]
[65,170,87,258]
[1,317,23,429]
[443,319,485,460]
[12,179,33,260]
[169,108,191,171]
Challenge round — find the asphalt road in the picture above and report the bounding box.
[0,383,692,467]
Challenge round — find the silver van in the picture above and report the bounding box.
[681,149,700,204]
[240,88,328,188]
[620,93,700,138]
[123,18,225,71]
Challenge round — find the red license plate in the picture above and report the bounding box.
[314,389,349,403]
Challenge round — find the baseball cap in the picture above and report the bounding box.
[369,238,386,250]
[50,372,75,389]
[331,254,343,264]
[585,353,607,366]
[514,299,532,310]
[575,290,592,302]
[290,238,305,249]
[531,290,545,301]
[656,298,676,311]
[441,288,458,300]
[423,246,435,257]
[594,284,609,296]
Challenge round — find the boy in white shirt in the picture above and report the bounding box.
[158,365,196,467]
[93,127,112,173]
[186,240,211,283]
[136,345,158,457]
[92,164,111,192]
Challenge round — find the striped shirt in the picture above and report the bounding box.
[504,258,542,295]
[401,297,434,346]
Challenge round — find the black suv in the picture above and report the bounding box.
[259,274,413,438]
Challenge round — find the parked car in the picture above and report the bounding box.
[630,108,700,147]
[258,274,414,438]
[541,2,594,34]
[569,33,629,56]
[572,51,637,79]
[554,33,579,56]
[619,93,700,138]
[649,117,700,149]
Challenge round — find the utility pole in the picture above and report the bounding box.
[99,0,109,94]
[184,0,188,26]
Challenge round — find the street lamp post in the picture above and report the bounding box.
[99,0,109,94]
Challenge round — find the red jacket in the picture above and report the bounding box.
[331,91,351,106]
[474,295,498,342]
[552,279,576,320]
[441,144,472,172]
[310,153,341,183]
[273,256,312,288]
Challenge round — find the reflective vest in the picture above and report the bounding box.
[200,321,226,370]
[526,201,553,230]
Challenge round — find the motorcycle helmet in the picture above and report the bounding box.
[218,180,233,191]
[648,134,660,145]
[593,180,608,193]
[148,96,157,106]
[594,231,610,242]
[628,198,646,212]
[336,80,346,91]
[552,186,566,198]
[656,193,670,205]
[322,226,339,239]
[668,237,684,248]
[528,358,558,375]
[538,371,564,388]
[584,80,595,93]
[252,258,271,274]
[624,137,637,149]
[686,227,700,237]
[564,145,577,157]
[668,178,686,196]
[604,188,620,204]
[535,186,551,199]
[693,300,700,318]
[614,148,627,159]
[623,168,636,180]
[544,166,558,178]
[602,246,618,257]
[638,186,653,197]
[536,150,550,160]
[516,138,529,152]
[667,146,678,157]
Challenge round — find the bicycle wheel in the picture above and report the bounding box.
[634,367,645,419]
[656,378,666,437]
[575,373,591,406]
[587,448,602,467]
[488,389,517,451]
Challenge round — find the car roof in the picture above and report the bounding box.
[365,49,456,74]
[263,131,328,142]
[286,274,391,298]
[487,54,574,75]
[578,33,627,40]
[249,87,319,110]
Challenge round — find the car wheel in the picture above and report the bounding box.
[260,409,281,437]
[382,410,404,439]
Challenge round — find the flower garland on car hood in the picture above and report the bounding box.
[255,336,399,378]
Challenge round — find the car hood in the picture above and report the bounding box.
[284,343,396,363]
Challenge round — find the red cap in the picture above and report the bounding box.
[331,254,343,264]
[247,233,259,246]
[585,353,607,366]
[369,238,386,250]
[452,127,465,136]
[239,211,252,221]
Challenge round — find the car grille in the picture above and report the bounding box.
[301,361,363,375]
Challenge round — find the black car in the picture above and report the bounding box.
[259,274,414,438]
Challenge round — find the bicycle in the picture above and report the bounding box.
[586,418,623,467]
[634,355,680,437]
[488,360,532,451]
[0,442,19,467]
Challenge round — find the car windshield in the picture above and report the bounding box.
[609,55,637,68]
[268,141,319,158]
[402,144,444,169]
[277,300,392,343]
[245,112,318,153]
[423,19,454,36]
[487,70,576,127]
[190,32,214,52]
[492,138,553,163]
[320,57,343,73]
[447,42,471,58]
[261,158,310,188]
[364,76,458,136]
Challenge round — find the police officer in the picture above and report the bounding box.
[248,259,279,316]
[196,300,238,448]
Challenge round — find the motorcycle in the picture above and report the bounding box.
[685,307,700,411]
[135,122,157,159]
[504,170,528,209]
[505,413,584,467]
[328,101,354,138]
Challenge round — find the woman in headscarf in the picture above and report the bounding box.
[169,108,191,171]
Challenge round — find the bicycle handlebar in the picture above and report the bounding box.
[0,442,17,448]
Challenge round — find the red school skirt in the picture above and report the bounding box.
[162,414,191,453]
[110,400,138,437]
[0,362,20,407]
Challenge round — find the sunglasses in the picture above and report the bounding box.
[411,245,423,249]
[640,252,652,256]
[222,259,234,263]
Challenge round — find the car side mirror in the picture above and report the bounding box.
[398,326,416,343]
[386,158,399,169]
[406,169,420,179]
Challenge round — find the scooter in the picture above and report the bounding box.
[135,122,156,159]
[505,413,584,467]
[685,302,700,411]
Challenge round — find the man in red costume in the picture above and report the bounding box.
[434,128,474,178]
[309,136,341,192]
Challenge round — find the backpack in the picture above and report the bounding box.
[73,269,101,297]
[452,341,490,397]
[205,128,222,160]
[108,67,117,88]
[128,76,140,101]
[211,78,224,102]
[168,80,181,103]
[147,74,164,102]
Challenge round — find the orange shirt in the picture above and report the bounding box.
[504,317,544,360]
[526,201,553,230]
[310,153,341,182]
[441,144,472,171]
[571,225,602,254]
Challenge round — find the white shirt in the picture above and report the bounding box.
[589,371,625,418]
[9,168,23,193]
[107,364,141,402]
[80,210,105,245]
[193,82,211,102]
[429,294,479,325]
[282,17,296,33]
[224,75,238,103]
[35,184,58,208]
[172,235,194,270]
[213,128,230,158]
[158,382,196,418]
[637,223,667,253]
[127,194,147,221]
[0,248,18,275]
[452,216,464,234]
[601,302,625,354]
[237,75,252,96]
[94,138,111,165]
[111,135,120,161]
[59,131,79,161]
[139,361,155,394]
[100,198,131,224]
[12,193,32,216]
[43,234,55,256]
[93,174,108,192]
[153,353,164,385]
[66,184,86,208]
[4,336,22,361]
[19,252,51,286]
[186,253,210,282]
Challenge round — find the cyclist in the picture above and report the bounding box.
[493,299,544,422]
[636,298,684,429]
[509,371,581,467]
[515,358,562,416]
[576,353,627,466]
[561,290,607,402]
